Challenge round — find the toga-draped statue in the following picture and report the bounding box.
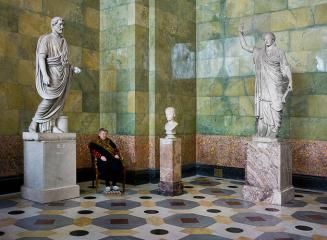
[29,17,81,133]
[239,23,292,138]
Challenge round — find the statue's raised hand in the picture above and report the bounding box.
[73,67,81,74]
[239,22,245,35]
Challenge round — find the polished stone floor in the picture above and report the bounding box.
[0,176,326,240]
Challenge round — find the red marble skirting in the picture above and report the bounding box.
[290,139,327,177]
[196,135,248,168]
[2,134,324,178]
[0,135,23,177]
[196,135,327,177]
[0,134,151,178]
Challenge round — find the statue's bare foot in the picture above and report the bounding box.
[53,126,64,133]
[28,121,37,133]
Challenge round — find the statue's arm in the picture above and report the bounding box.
[239,32,254,53]
[239,23,253,53]
[281,52,292,103]
[285,66,292,90]
[38,53,50,85]
[281,52,292,91]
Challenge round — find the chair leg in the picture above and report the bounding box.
[123,170,126,193]
[95,172,99,193]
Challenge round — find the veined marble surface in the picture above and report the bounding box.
[21,132,79,203]
[159,138,183,196]
[243,138,294,205]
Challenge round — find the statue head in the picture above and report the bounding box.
[51,17,64,35]
[98,128,108,140]
[263,32,276,47]
[165,107,176,122]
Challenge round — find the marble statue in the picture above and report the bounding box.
[164,107,178,139]
[28,17,81,133]
[239,23,292,138]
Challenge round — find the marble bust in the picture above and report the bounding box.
[164,107,178,139]
[239,23,292,138]
[28,17,81,133]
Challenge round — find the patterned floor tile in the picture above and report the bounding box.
[231,212,281,226]
[99,236,143,240]
[96,199,141,210]
[15,214,73,231]
[93,214,146,229]
[156,199,199,210]
[180,234,232,240]
[199,188,236,196]
[164,213,216,228]
[213,198,255,209]
[32,200,80,210]
[0,199,17,209]
[0,176,325,240]
[292,211,327,224]
[315,197,327,204]
[255,231,311,240]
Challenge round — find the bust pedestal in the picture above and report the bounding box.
[158,138,183,196]
[21,132,80,203]
[243,137,294,205]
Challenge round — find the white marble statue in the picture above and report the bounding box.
[29,17,81,133]
[165,107,178,139]
[239,23,292,138]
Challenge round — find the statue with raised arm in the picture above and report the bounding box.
[239,23,292,138]
[28,17,81,133]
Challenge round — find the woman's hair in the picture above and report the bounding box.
[98,128,108,133]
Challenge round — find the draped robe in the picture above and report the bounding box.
[32,33,73,132]
[89,138,124,184]
[253,44,289,137]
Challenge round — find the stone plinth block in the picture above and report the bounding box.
[21,132,80,203]
[159,138,183,196]
[243,137,294,205]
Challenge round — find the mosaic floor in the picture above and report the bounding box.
[0,176,326,240]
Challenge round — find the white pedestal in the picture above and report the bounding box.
[21,132,80,203]
[158,138,183,196]
[243,137,294,205]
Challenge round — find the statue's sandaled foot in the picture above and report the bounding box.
[53,126,64,133]
[28,121,37,133]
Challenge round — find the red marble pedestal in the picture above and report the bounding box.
[243,137,294,205]
[159,138,183,196]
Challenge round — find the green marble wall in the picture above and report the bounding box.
[196,0,327,140]
[0,0,100,135]
[154,0,196,137]
[152,0,197,166]
[100,0,149,136]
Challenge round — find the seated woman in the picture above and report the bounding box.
[89,128,124,193]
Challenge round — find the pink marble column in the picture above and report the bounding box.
[159,138,183,196]
[243,137,294,205]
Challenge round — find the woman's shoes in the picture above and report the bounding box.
[103,186,120,194]
[112,186,119,191]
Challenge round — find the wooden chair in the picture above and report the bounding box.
[89,148,126,193]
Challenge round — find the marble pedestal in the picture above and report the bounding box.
[158,138,183,196]
[21,132,80,203]
[243,137,294,205]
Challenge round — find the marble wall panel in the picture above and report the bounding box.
[196,135,327,177]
